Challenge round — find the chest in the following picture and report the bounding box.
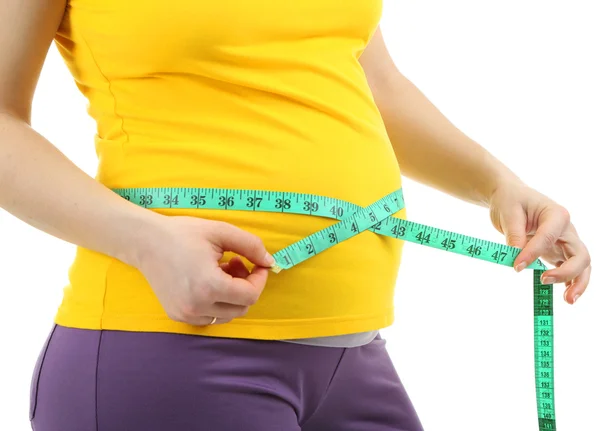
[59,0,382,79]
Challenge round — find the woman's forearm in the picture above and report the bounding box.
[372,72,522,207]
[0,112,159,267]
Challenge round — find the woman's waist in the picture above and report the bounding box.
[96,119,401,190]
[99,143,405,267]
[99,147,402,207]
[103,173,405,258]
[64,221,405,322]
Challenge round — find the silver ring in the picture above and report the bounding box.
[209,316,217,325]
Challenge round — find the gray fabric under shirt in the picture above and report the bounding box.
[280,330,379,348]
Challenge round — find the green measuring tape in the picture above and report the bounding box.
[114,186,556,430]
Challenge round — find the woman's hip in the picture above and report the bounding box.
[29,324,423,431]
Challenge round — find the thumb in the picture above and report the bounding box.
[501,205,528,249]
[211,222,275,268]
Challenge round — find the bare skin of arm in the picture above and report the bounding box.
[0,0,273,325]
[0,0,157,265]
[359,28,520,207]
[359,27,591,303]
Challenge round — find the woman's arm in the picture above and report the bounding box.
[359,27,591,303]
[359,27,521,207]
[0,0,160,267]
[0,0,273,325]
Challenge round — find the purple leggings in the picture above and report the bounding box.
[30,324,423,431]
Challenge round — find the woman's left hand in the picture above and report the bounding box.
[488,181,591,304]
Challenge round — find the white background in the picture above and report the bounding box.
[1,1,598,429]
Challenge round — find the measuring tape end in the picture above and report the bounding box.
[270,264,283,274]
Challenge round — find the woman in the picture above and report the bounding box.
[0,1,591,430]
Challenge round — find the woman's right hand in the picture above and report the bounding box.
[133,214,275,326]
[1,0,275,328]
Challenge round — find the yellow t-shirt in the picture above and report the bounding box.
[53,0,406,339]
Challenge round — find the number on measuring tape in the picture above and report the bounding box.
[113,186,556,431]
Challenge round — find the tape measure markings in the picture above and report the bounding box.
[114,186,556,430]
[534,271,556,428]
[115,187,545,272]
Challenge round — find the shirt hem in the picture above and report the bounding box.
[53,309,395,340]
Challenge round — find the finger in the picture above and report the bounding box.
[227,256,251,278]
[169,313,227,327]
[563,265,591,305]
[209,302,250,320]
[526,233,567,268]
[219,256,250,278]
[501,206,528,249]
[514,206,570,272]
[214,265,269,306]
[193,316,233,326]
[245,265,270,290]
[172,303,243,326]
[540,240,590,285]
[211,222,275,268]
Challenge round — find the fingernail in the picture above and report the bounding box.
[515,262,527,272]
[541,276,556,285]
[572,294,580,304]
[265,252,276,266]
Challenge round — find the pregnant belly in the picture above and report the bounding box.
[92,131,406,321]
